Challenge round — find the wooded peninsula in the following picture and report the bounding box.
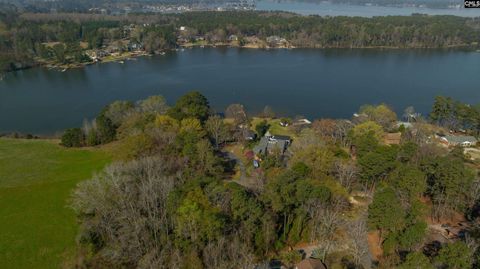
[52,93,480,269]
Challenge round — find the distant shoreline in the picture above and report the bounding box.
[5,43,477,75]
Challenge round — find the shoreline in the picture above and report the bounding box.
[2,43,478,76]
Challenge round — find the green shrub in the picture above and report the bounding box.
[61,128,84,147]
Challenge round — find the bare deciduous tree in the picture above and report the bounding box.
[202,235,255,269]
[305,197,347,262]
[333,160,358,192]
[205,115,229,149]
[71,157,176,268]
[225,104,248,126]
[347,215,372,269]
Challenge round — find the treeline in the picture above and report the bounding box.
[1,9,480,72]
[0,0,247,13]
[430,95,480,133]
[66,93,480,268]
[174,12,480,48]
[309,0,460,8]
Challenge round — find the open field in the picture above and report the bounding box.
[0,138,111,269]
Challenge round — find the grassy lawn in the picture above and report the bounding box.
[250,117,297,139]
[0,138,111,269]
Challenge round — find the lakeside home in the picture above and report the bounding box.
[437,134,478,147]
[384,132,402,145]
[253,131,291,156]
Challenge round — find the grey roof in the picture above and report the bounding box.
[253,137,288,155]
[270,135,291,142]
[253,137,269,154]
[444,135,478,144]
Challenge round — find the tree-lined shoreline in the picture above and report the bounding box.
[1,9,480,73]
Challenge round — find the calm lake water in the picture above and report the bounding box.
[257,0,480,17]
[1,48,480,135]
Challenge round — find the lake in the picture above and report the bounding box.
[257,0,480,17]
[1,48,480,135]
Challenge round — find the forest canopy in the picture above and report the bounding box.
[65,93,480,268]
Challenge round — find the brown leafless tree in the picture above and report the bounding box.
[305,197,347,261]
[202,235,255,269]
[333,160,358,192]
[205,115,229,149]
[347,215,372,269]
[71,157,177,268]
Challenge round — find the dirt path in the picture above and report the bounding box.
[367,231,383,261]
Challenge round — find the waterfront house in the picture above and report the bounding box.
[177,36,189,44]
[253,131,291,155]
[384,132,402,145]
[128,42,143,51]
[228,34,239,42]
[437,134,478,147]
[266,36,287,47]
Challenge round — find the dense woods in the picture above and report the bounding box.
[1,8,480,73]
[63,92,480,268]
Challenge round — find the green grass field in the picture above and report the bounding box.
[0,138,111,269]
[250,117,297,138]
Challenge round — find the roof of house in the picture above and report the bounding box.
[295,258,327,269]
[444,135,478,144]
[253,137,288,154]
[271,135,291,141]
[293,118,312,125]
[384,132,402,145]
[396,121,413,128]
[253,137,268,154]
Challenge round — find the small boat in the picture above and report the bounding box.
[61,68,67,72]
[160,52,166,56]
[119,61,124,64]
